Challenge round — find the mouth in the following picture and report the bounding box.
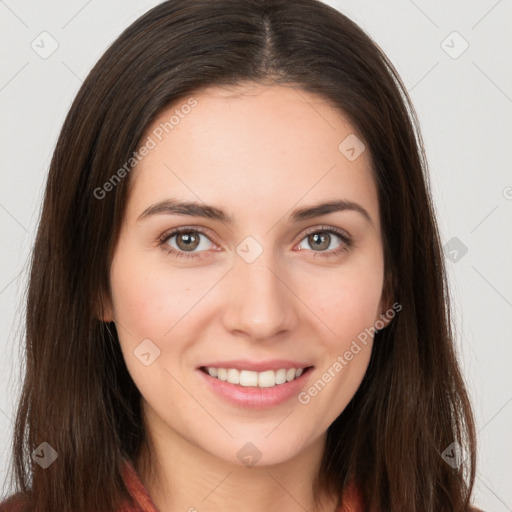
[199,365,314,389]
[197,364,314,409]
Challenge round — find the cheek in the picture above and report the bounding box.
[304,275,380,418]
[109,249,175,340]
[307,264,384,345]
[108,252,188,402]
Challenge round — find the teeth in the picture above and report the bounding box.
[275,368,287,385]
[227,368,240,384]
[240,370,258,387]
[258,370,275,388]
[204,367,307,388]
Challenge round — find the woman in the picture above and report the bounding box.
[0,0,482,510]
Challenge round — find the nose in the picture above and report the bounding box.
[220,249,298,343]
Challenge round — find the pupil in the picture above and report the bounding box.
[179,232,197,250]
[311,233,328,250]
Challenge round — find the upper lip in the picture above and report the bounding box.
[198,359,314,372]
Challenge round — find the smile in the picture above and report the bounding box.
[200,366,310,388]
[196,359,315,408]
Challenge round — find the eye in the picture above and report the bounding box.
[158,225,353,260]
[158,227,215,260]
[296,226,352,257]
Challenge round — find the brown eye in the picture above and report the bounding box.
[307,232,331,251]
[175,231,201,251]
[297,227,351,256]
[159,228,215,259]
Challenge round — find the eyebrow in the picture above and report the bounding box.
[137,198,373,226]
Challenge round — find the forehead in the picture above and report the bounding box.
[126,84,379,229]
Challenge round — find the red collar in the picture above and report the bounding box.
[120,458,362,512]
[119,458,160,511]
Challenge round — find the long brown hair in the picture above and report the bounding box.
[2,0,477,510]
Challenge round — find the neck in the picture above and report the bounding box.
[135,404,339,512]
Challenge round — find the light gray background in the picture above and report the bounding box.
[1,0,511,509]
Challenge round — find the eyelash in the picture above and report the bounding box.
[158,226,353,258]
[157,225,353,260]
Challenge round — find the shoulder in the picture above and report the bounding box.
[0,493,29,512]
[0,458,148,512]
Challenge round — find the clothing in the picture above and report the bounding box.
[0,457,361,511]
[119,458,362,512]
[118,457,160,511]
[0,460,487,511]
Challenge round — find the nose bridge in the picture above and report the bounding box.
[222,241,297,340]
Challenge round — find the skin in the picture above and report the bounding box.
[103,83,392,512]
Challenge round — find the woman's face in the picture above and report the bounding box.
[106,83,391,467]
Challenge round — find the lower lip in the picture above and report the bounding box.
[196,367,314,409]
